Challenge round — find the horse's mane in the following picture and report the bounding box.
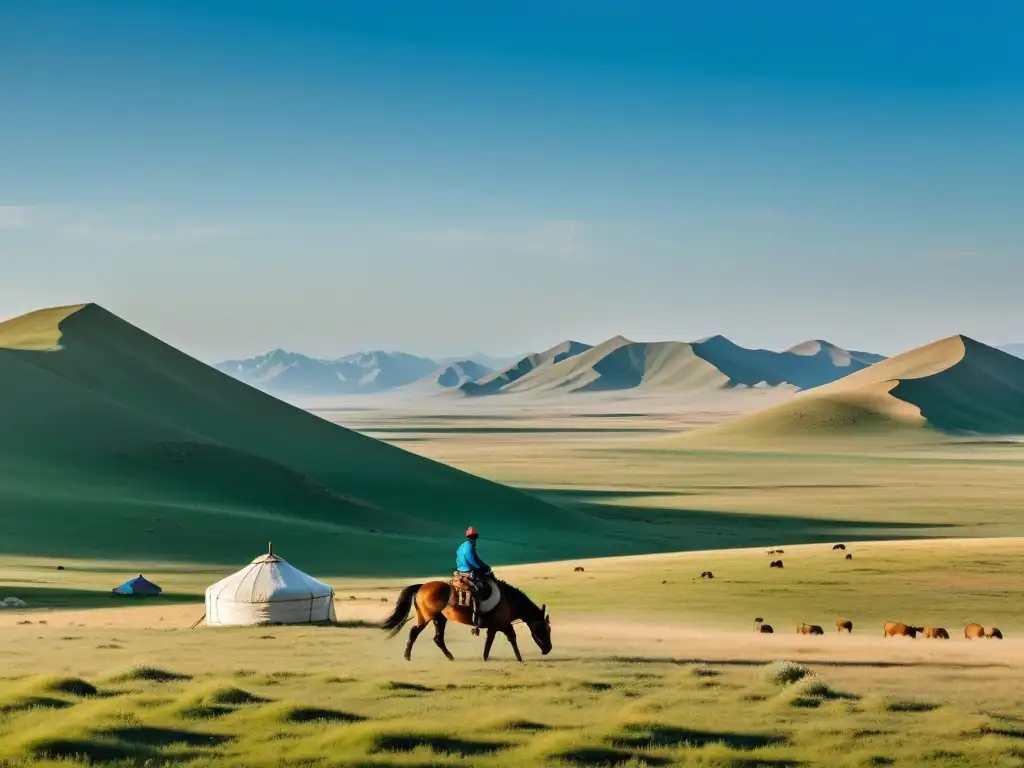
[496,578,543,619]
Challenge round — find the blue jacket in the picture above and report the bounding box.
[456,539,489,573]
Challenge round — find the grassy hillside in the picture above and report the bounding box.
[675,334,1024,445]
[0,305,688,575]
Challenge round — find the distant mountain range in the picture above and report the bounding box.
[215,337,889,397]
[213,349,485,396]
[459,336,886,397]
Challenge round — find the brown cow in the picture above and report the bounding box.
[845,553,853,560]
[964,623,985,639]
[985,627,1003,639]
[884,622,923,638]
[573,566,585,572]
[700,571,715,579]
[833,544,846,550]
[923,626,949,639]
[797,623,824,635]
[836,617,853,633]
[769,560,784,568]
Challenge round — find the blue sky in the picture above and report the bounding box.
[1,1,1022,360]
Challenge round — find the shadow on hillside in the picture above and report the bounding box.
[525,488,953,553]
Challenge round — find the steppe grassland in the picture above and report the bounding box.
[2,577,1024,768]
[2,393,1024,766]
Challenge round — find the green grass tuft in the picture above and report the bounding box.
[110,665,192,683]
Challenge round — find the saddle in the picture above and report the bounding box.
[451,572,491,609]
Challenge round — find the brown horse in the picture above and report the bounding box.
[379,578,552,662]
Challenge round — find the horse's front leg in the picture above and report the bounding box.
[482,627,497,661]
[502,625,524,663]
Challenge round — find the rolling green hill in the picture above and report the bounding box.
[0,304,662,575]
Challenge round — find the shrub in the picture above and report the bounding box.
[763,660,813,686]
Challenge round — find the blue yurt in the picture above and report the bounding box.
[112,574,163,597]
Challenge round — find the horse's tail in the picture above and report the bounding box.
[380,583,422,638]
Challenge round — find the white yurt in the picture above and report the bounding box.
[204,544,337,627]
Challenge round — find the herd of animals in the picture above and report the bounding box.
[752,617,1003,639]
[691,543,1007,641]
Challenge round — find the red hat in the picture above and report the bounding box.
[465,526,479,537]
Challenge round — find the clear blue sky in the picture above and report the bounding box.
[1,1,1021,360]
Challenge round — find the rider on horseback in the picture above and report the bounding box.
[455,526,492,632]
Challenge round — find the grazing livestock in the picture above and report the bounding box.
[836,617,853,633]
[985,627,1003,639]
[923,627,949,639]
[845,553,853,560]
[797,623,824,635]
[884,622,923,638]
[753,618,774,634]
[964,623,986,640]
[573,566,585,572]
[833,544,846,550]
[699,571,715,579]
[769,560,784,568]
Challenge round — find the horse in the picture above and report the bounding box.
[379,578,552,663]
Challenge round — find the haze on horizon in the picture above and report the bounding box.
[1,1,1022,362]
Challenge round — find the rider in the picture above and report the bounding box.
[455,526,492,631]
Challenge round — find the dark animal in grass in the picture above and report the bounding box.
[769,560,784,568]
[884,622,923,638]
[923,627,949,639]
[700,571,714,579]
[797,623,824,635]
[985,627,1003,639]
[833,544,846,550]
[836,618,853,633]
[574,566,585,572]
[754,618,774,633]
[964,623,985,640]
[845,553,853,560]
